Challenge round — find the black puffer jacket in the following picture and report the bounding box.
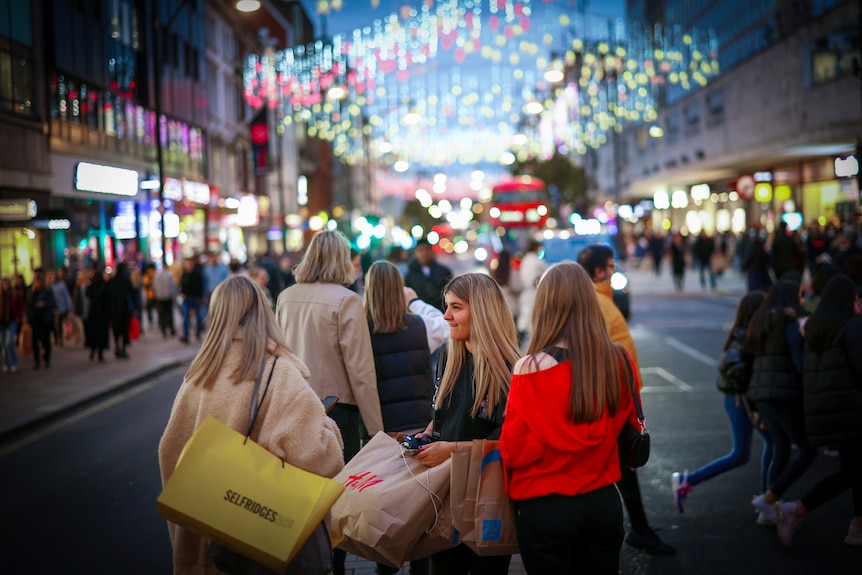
[746,314,802,403]
[803,316,862,446]
[716,327,753,394]
[368,314,434,433]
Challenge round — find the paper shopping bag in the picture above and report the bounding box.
[404,490,458,560]
[329,431,451,567]
[449,444,476,540]
[450,440,518,556]
[157,415,344,573]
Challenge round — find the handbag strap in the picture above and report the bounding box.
[616,345,645,424]
[246,357,278,440]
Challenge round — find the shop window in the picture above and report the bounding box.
[0,1,35,117]
[811,29,859,84]
[665,112,679,144]
[684,102,700,137]
[706,90,724,127]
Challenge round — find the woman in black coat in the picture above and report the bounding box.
[106,262,134,358]
[774,275,862,547]
[26,274,56,369]
[84,266,111,362]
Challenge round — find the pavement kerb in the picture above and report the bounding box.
[0,357,187,442]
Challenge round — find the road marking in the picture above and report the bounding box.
[665,337,717,367]
[0,382,156,458]
[640,367,693,391]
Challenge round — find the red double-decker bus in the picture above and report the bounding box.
[487,176,550,230]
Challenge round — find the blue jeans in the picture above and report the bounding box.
[688,394,774,493]
[0,321,18,370]
[757,399,818,497]
[182,297,204,341]
[698,259,716,289]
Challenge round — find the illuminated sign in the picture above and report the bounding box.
[834,156,859,178]
[75,162,139,196]
[183,181,210,205]
[0,199,37,221]
[236,195,259,227]
[754,182,773,202]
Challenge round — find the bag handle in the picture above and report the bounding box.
[616,345,645,426]
[245,357,278,441]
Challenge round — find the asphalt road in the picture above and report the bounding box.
[2,292,861,574]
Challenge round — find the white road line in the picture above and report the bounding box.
[0,382,156,458]
[665,337,717,368]
[640,367,694,391]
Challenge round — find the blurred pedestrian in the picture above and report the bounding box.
[670,233,687,292]
[516,239,547,347]
[770,222,803,280]
[411,273,521,574]
[775,275,862,547]
[577,245,676,555]
[693,230,716,291]
[251,266,275,311]
[143,263,157,332]
[275,230,384,575]
[26,273,56,369]
[47,270,72,347]
[84,265,110,362]
[363,260,449,575]
[179,257,205,343]
[404,238,453,312]
[202,251,230,328]
[106,263,134,358]
[386,245,409,277]
[671,291,773,514]
[159,275,344,575]
[747,281,816,525]
[153,264,177,338]
[744,231,773,292]
[0,277,24,372]
[500,262,642,574]
[489,249,522,325]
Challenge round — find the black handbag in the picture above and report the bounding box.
[616,346,650,468]
[209,358,333,575]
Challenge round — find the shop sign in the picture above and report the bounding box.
[735,175,756,201]
[0,199,37,221]
[183,181,211,205]
[236,195,259,228]
[163,178,184,201]
[754,182,773,203]
[834,155,859,178]
[75,162,138,196]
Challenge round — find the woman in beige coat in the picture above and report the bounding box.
[159,275,344,575]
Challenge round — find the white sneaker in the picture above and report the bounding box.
[756,511,776,526]
[777,501,802,548]
[845,523,862,546]
[751,494,777,524]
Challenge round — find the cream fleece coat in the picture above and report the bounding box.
[158,336,345,575]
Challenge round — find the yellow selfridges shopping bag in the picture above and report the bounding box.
[157,415,345,573]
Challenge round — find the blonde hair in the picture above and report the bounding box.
[435,273,520,417]
[293,230,356,285]
[184,275,291,388]
[527,262,621,422]
[364,260,407,334]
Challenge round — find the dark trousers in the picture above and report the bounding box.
[514,486,623,575]
[377,557,429,575]
[156,299,175,336]
[757,399,817,497]
[802,441,862,516]
[329,403,365,575]
[616,465,650,533]
[429,544,510,575]
[31,320,52,366]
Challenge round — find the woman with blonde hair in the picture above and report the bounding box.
[499,262,642,574]
[364,260,448,575]
[159,275,344,575]
[412,272,520,574]
[276,230,383,575]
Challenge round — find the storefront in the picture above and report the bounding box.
[0,194,48,284]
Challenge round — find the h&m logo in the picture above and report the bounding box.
[343,471,383,492]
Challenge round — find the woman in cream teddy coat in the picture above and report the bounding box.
[159,275,344,575]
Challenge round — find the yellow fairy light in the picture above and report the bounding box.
[559,14,570,26]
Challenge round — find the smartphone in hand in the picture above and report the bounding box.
[322,395,339,414]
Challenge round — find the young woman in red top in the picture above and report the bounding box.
[499,262,641,574]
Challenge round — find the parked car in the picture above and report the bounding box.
[541,234,631,320]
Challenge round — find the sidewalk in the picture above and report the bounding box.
[621,260,747,298]
[0,320,527,574]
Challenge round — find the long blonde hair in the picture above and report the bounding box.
[527,262,621,422]
[185,275,291,387]
[435,273,520,417]
[293,230,356,286]
[364,260,407,334]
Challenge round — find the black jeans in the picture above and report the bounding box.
[802,441,862,516]
[616,465,650,533]
[329,404,365,575]
[757,399,817,497]
[514,486,623,575]
[429,544,510,575]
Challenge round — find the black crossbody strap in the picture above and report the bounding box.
[246,357,279,440]
[616,345,644,423]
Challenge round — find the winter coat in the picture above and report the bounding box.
[158,334,344,575]
[593,280,640,378]
[716,327,754,394]
[26,287,56,327]
[369,313,434,433]
[275,282,384,436]
[747,314,803,403]
[404,258,453,312]
[84,277,111,350]
[802,317,862,446]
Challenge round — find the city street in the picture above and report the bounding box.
[1,284,861,574]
